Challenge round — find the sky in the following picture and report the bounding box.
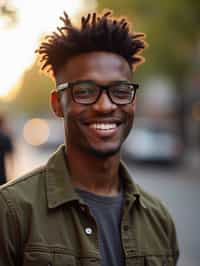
[0,0,97,99]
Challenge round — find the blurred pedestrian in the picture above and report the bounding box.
[0,10,179,265]
[0,113,14,185]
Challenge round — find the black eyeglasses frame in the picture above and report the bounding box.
[56,80,139,105]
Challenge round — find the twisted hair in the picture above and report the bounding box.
[36,11,146,79]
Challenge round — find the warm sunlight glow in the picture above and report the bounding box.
[0,0,97,99]
[23,118,50,146]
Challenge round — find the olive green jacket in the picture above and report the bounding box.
[0,145,179,266]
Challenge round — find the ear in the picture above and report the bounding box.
[131,96,137,112]
[50,90,64,117]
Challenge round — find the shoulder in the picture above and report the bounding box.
[136,183,173,222]
[0,165,46,188]
[134,183,178,245]
[136,184,179,259]
[0,165,46,209]
[120,161,174,224]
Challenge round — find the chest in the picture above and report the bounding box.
[21,203,174,266]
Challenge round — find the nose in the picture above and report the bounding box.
[92,90,117,113]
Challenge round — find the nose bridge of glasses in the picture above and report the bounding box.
[95,84,116,107]
[99,85,114,100]
[98,84,110,92]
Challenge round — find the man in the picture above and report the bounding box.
[0,114,14,185]
[0,11,179,265]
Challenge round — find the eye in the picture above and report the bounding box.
[110,84,133,99]
[73,83,97,99]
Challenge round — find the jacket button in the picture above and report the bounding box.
[85,227,93,235]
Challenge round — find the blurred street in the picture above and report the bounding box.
[128,162,200,266]
[12,137,200,266]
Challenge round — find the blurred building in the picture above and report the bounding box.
[137,77,179,129]
[185,71,200,150]
[136,75,200,153]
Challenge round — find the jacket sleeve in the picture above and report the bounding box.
[0,190,20,266]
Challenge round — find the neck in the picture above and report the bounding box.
[66,146,121,196]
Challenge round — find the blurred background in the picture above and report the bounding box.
[0,0,199,265]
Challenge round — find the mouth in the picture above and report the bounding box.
[82,119,123,137]
[89,122,117,131]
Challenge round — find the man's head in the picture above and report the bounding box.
[37,11,146,158]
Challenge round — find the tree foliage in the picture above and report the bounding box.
[98,0,200,83]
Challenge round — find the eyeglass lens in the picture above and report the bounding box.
[72,82,136,105]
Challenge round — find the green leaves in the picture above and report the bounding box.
[98,0,200,82]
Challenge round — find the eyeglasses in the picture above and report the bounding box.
[56,80,139,105]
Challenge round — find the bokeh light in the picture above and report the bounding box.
[23,118,49,146]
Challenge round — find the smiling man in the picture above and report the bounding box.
[0,11,179,266]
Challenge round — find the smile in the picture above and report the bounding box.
[89,123,117,130]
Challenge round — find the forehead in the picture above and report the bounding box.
[56,52,132,84]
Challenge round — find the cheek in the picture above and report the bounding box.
[65,101,86,123]
[65,91,80,114]
[123,102,136,118]
[122,104,135,132]
[131,99,137,112]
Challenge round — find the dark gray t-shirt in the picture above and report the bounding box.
[76,188,124,266]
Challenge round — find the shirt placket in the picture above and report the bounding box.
[121,198,143,266]
[77,203,101,266]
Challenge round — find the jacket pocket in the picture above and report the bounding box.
[126,256,145,266]
[54,253,77,266]
[145,255,174,266]
[23,250,77,266]
[79,257,100,266]
[23,251,53,266]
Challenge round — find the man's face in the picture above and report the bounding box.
[54,52,136,158]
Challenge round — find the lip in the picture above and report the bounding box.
[82,117,123,126]
[86,124,120,138]
[81,118,123,138]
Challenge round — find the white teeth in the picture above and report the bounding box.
[89,123,117,130]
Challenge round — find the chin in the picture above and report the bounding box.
[88,145,121,158]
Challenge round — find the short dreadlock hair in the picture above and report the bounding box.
[36,11,146,79]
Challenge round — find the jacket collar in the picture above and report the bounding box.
[46,145,82,209]
[119,161,147,209]
[46,145,147,209]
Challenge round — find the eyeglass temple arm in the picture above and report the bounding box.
[56,82,69,92]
